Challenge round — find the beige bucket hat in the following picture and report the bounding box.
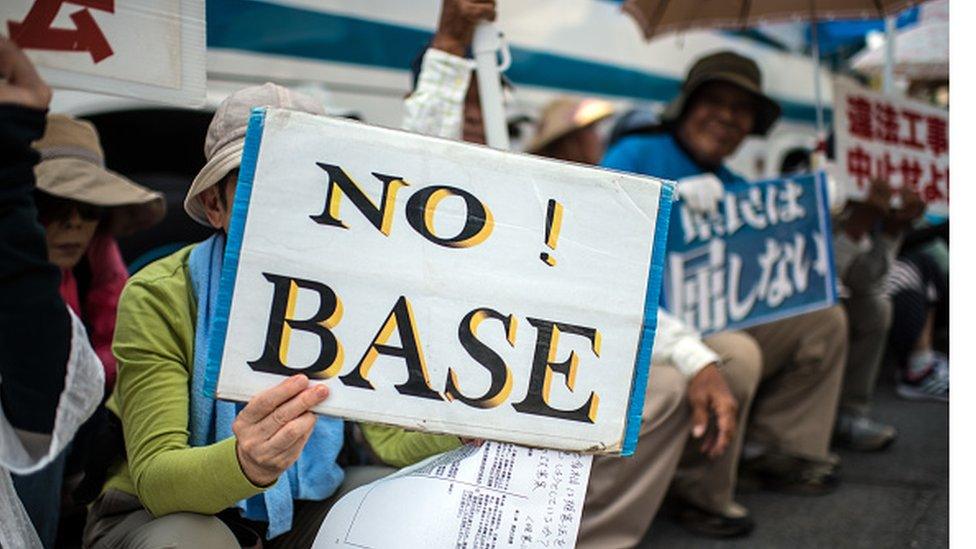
[526,97,615,154]
[661,51,782,136]
[184,83,327,226]
[34,115,165,235]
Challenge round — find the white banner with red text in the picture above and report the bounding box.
[833,80,948,217]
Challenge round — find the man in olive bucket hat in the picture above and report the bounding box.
[603,50,848,530]
[11,114,164,547]
[84,83,389,549]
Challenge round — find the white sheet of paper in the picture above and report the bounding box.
[313,442,593,549]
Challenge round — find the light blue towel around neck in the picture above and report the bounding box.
[187,234,345,539]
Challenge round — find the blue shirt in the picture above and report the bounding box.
[601,131,748,253]
[600,132,745,185]
[601,132,747,310]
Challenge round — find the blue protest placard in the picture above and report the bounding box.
[662,172,838,335]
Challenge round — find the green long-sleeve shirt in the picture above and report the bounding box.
[105,245,262,516]
[106,244,463,516]
[360,424,462,468]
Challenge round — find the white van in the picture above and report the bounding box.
[51,0,830,268]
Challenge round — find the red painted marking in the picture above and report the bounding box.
[7,0,115,63]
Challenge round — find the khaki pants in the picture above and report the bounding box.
[671,331,762,514]
[83,466,392,549]
[577,331,762,549]
[841,294,892,416]
[744,305,848,460]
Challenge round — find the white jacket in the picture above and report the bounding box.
[0,310,103,549]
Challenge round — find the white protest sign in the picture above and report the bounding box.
[211,108,673,455]
[833,80,948,216]
[313,442,592,549]
[1,0,205,106]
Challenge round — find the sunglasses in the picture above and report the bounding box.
[34,192,105,224]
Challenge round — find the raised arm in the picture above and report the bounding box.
[402,0,496,138]
[0,37,70,435]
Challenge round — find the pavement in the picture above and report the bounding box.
[640,380,948,548]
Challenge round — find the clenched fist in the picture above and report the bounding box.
[0,38,51,110]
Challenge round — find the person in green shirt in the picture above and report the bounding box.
[83,84,388,549]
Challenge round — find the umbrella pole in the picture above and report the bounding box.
[883,15,896,94]
[473,22,511,150]
[810,19,826,141]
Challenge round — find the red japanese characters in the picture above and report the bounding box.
[835,82,948,210]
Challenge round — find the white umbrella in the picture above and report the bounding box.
[473,23,512,150]
[851,20,948,80]
[621,0,929,137]
[621,0,923,39]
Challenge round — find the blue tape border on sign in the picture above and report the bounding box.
[204,107,267,398]
[621,180,675,456]
[816,171,840,305]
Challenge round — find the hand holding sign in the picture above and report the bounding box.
[0,37,51,109]
[232,374,329,486]
[842,178,893,241]
[676,173,725,216]
[863,178,894,216]
[883,186,926,236]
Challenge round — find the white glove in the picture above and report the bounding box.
[821,162,850,215]
[676,173,725,215]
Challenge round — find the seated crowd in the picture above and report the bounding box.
[0,0,947,547]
